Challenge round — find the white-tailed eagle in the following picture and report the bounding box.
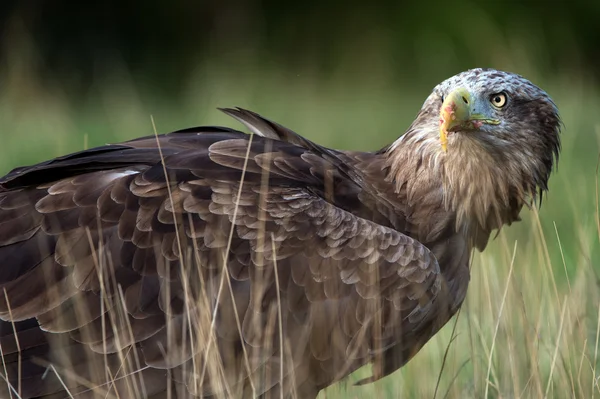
[0,68,560,398]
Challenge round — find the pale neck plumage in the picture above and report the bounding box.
[385,129,529,249]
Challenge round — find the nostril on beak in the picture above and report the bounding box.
[462,96,469,104]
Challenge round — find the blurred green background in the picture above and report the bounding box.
[1,0,598,277]
[0,1,599,397]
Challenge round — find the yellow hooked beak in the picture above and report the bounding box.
[439,87,500,152]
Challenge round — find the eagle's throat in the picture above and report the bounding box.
[385,132,526,250]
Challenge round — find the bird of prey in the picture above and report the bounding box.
[0,68,560,398]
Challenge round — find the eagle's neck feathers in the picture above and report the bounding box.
[384,130,529,250]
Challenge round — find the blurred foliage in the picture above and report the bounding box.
[0,1,600,98]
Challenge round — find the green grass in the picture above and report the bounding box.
[1,49,599,398]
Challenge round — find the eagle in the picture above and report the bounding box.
[0,68,560,398]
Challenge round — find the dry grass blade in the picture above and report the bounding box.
[0,352,13,399]
[593,305,600,398]
[484,241,517,399]
[3,289,21,398]
[151,115,199,397]
[433,308,462,399]
[197,131,257,397]
[0,373,22,399]
[544,295,568,398]
[553,221,571,293]
[441,358,471,399]
[271,234,284,399]
[595,153,600,244]
[42,365,75,399]
[531,206,561,310]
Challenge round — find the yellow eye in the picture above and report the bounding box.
[490,92,507,108]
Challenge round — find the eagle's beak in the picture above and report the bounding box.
[439,87,500,152]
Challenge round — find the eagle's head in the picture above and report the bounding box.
[388,68,561,244]
[434,69,561,168]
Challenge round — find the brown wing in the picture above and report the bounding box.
[0,115,442,398]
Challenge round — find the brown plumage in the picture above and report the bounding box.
[0,68,560,398]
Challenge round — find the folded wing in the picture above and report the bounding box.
[0,112,442,398]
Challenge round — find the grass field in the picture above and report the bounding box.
[0,48,599,398]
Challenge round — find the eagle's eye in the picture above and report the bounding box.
[490,92,507,108]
